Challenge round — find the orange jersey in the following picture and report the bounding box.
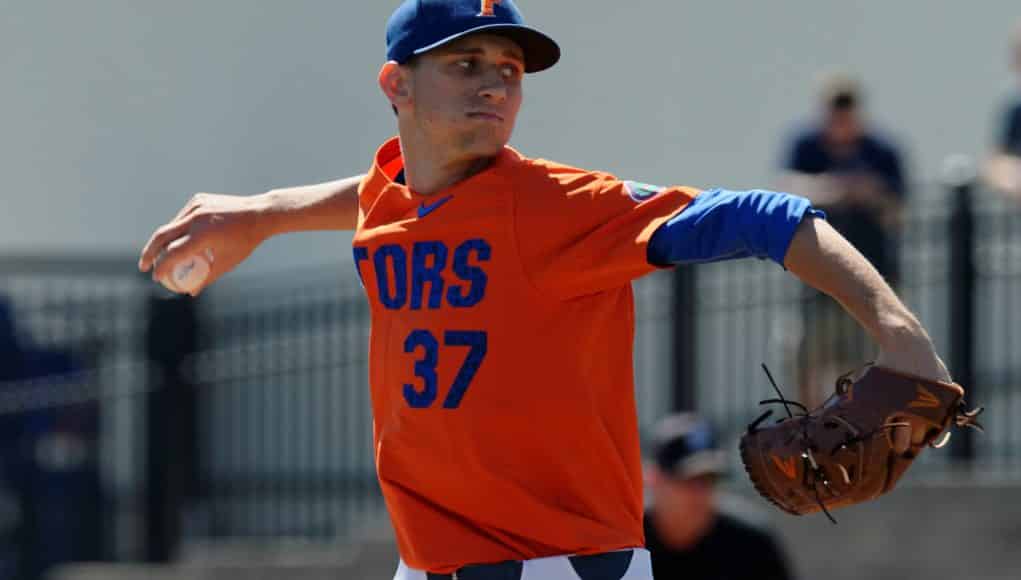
[352,137,697,573]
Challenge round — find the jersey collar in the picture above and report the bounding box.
[362,136,524,201]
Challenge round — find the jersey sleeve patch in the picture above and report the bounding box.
[623,181,665,203]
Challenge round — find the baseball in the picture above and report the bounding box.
[163,248,214,295]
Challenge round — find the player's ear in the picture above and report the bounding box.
[379,61,412,112]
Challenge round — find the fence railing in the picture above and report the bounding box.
[186,280,380,543]
[0,256,151,579]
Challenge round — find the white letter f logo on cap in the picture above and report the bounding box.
[479,0,501,17]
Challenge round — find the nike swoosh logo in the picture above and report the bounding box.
[418,195,453,219]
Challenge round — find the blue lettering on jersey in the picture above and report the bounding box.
[352,246,369,287]
[447,239,491,308]
[355,239,490,310]
[411,241,448,310]
[624,180,665,203]
[403,329,439,408]
[374,245,408,309]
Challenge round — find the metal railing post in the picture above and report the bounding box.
[945,157,977,462]
[672,267,697,411]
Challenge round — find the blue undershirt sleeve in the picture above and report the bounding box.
[646,189,825,268]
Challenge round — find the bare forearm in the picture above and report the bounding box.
[257,174,364,237]
[783,217,950,380]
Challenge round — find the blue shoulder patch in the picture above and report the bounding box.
[624,180,665,203]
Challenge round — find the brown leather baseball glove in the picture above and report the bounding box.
[739,364,984,522]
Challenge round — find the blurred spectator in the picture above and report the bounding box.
[644,413,794,580]
[0,299,24,579]
[778,73,908,406]
[984,21,1021,199]
[0,297,102,580]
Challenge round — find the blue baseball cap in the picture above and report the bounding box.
[386,0,561,73]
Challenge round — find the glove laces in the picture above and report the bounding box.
[746,364,985,525]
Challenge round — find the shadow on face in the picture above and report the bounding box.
[399,33,526,159]
[649,468,718,529]
[824,106,863,148]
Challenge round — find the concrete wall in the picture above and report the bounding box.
[4,0,1020,274]
[767,483,1021,580]
[49,483,1021,580]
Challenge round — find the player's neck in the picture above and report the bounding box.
[397,131,495,195]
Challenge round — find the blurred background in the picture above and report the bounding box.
[1,1,1020,579]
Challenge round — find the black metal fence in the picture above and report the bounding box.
[0,182,1019,578]
[186,275,380,543]
[0,262,384,578]
[0,257,151,578]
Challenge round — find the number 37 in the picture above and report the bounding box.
[403,330,487,409]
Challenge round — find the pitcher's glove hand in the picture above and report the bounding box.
[739,364,984,522]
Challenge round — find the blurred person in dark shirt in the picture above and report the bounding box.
[778,73,908,406]
[644,413,794,580]
[985,21,1021,198]
[0,297,101,579]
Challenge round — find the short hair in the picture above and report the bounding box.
[818,71,863,112]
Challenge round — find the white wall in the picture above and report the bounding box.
[2,0,1019,274]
